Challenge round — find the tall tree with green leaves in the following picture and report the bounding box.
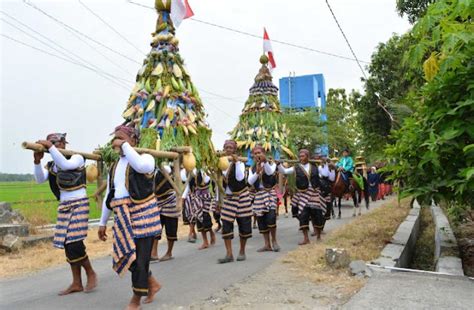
[396,0,436,23]
[354,34,424,160]
[279,109,324,153]
[386,0,474,207]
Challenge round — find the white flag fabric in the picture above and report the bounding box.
[171,0,194,28]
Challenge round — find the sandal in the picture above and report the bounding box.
[217,256,234,264]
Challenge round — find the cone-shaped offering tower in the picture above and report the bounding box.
[119,0,215,167]
[229,55,294,163]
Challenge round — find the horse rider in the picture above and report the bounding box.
[336,148,355,191]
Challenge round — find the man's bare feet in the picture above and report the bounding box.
[257,246,272,252]
[58,283,84,296]
[298,240,310,245]
[210,232,216,245]
[84,272,98,293]
[198,243,209,250]
[126,294,141,310]
[143,277,161,304]
[159,254,173,262]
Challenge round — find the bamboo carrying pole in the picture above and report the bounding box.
[169,146,192,153]
[22,142,102,161]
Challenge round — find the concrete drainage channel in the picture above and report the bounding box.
[370,199,466,277]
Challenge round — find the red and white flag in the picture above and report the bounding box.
[263,28,276,70]
[171,0,194,28]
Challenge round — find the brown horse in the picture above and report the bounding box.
[331,171,365,218]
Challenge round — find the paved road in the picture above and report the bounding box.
[344,270,474,309]
[0,200,384,309]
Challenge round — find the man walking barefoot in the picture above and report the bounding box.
[34,133,97,295]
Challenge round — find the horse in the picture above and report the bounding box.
[331,171,369,218]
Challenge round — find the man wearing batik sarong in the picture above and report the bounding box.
[34,133,97,295]
[98,125,162,310]
[218,140,252,263]
[278,149,323,245]
[248,145,280,252]
[182,168,217,250]
[151,165,178,262]
[318,157,336,234]
[180,168,198,243]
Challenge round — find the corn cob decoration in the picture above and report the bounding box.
[229,55,295,163]
[117,0,216,168]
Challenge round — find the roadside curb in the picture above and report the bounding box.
[372,199,421,268]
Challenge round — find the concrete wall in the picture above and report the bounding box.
[431,202,464,276]
[373,200,421,268]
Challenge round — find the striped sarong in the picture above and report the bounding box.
[157,190,179,218]
[252,189,278,216]
[53,197,89,249]
[221,189,253,222]
[183,193,202,224]
[196,189,213,213]
[111,197,161,276]
[291,187,321,215]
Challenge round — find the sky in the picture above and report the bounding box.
[0,0,411,173]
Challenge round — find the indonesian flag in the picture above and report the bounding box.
[263,28,276,70]
[171,0,194,28]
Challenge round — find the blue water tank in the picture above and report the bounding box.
[279,74,326,110]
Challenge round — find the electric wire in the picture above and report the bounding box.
[77,0,147,56]
[1,33,130,91]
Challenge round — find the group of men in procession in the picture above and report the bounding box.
[32,127,357,309]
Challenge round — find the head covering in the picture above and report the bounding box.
[46,133,68,144]
[342,148,350,154]
[223,140,237,149]
[252,144,265,154]
[299,149,310,158]
[114,124,140,141]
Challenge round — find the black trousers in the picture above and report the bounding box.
[213,211,221,225]
[156,215,178,241]
[197,212,213,232]
[222,216,252,240]
[256,209,277,234]
[65,240,87,265]
[130,236,154,296]
[299,207,325,230]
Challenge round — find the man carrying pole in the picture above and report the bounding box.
[33,133,97,295]
[98,125,162,310]
[218,140,253,263]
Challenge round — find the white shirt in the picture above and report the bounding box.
[99,142,155,226]
[248,162,276,189]
[33,145,86,202]
[181,169,211,199]
[278,163,313,188]
[222,161,245,194]
[319,164,336,182]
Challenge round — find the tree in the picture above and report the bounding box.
[396,0,436,23]
[354,34,424,160]
[326,89,362,156]
[229,55,294,161]
[385,0,474,206]
[279,108,324,153]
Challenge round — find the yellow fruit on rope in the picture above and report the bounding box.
[273,131,280,139]
[178,79,185,91]
[137,108,144,116]
[153,79,162,92]
[131,82,141,93]
[183,152,196,172]
[245,129,254,135]
[187,124,197,135]
[173,64,182,78]
[171,77,180,91]
[152,63,164,76]
[182,124,189,136]
[218,156,230,171]
[163,85,171,98]
[186,110,196,123]
[146,100,156,112]
[236,141,246,148]
[250,141,256,149]
[122,106,135,118]
[155,137,161,151]
[86,164,98,183]
[281,146,295,158]
[145,78,152,92]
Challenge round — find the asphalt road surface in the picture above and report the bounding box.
[0,199,385,309]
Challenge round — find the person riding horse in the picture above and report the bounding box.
[336,148,355,192]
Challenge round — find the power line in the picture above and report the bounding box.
[77,0,147,56]
[325,0,367,78]
[0,12,131,87]
[23,0,141,65]
[1,33,130,91]
[126,0,369,64]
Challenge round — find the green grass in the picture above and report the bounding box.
[0,181,102,225]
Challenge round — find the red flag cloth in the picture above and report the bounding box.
[171,0,194,28]
[263,28,276,70]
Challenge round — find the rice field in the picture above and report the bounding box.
[0,182,102,225]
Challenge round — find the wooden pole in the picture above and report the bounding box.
[283,159,320,164]
[96,160,105,207]
[22,142,101,161]
[159,164,181,195]
[169,146,192,153]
